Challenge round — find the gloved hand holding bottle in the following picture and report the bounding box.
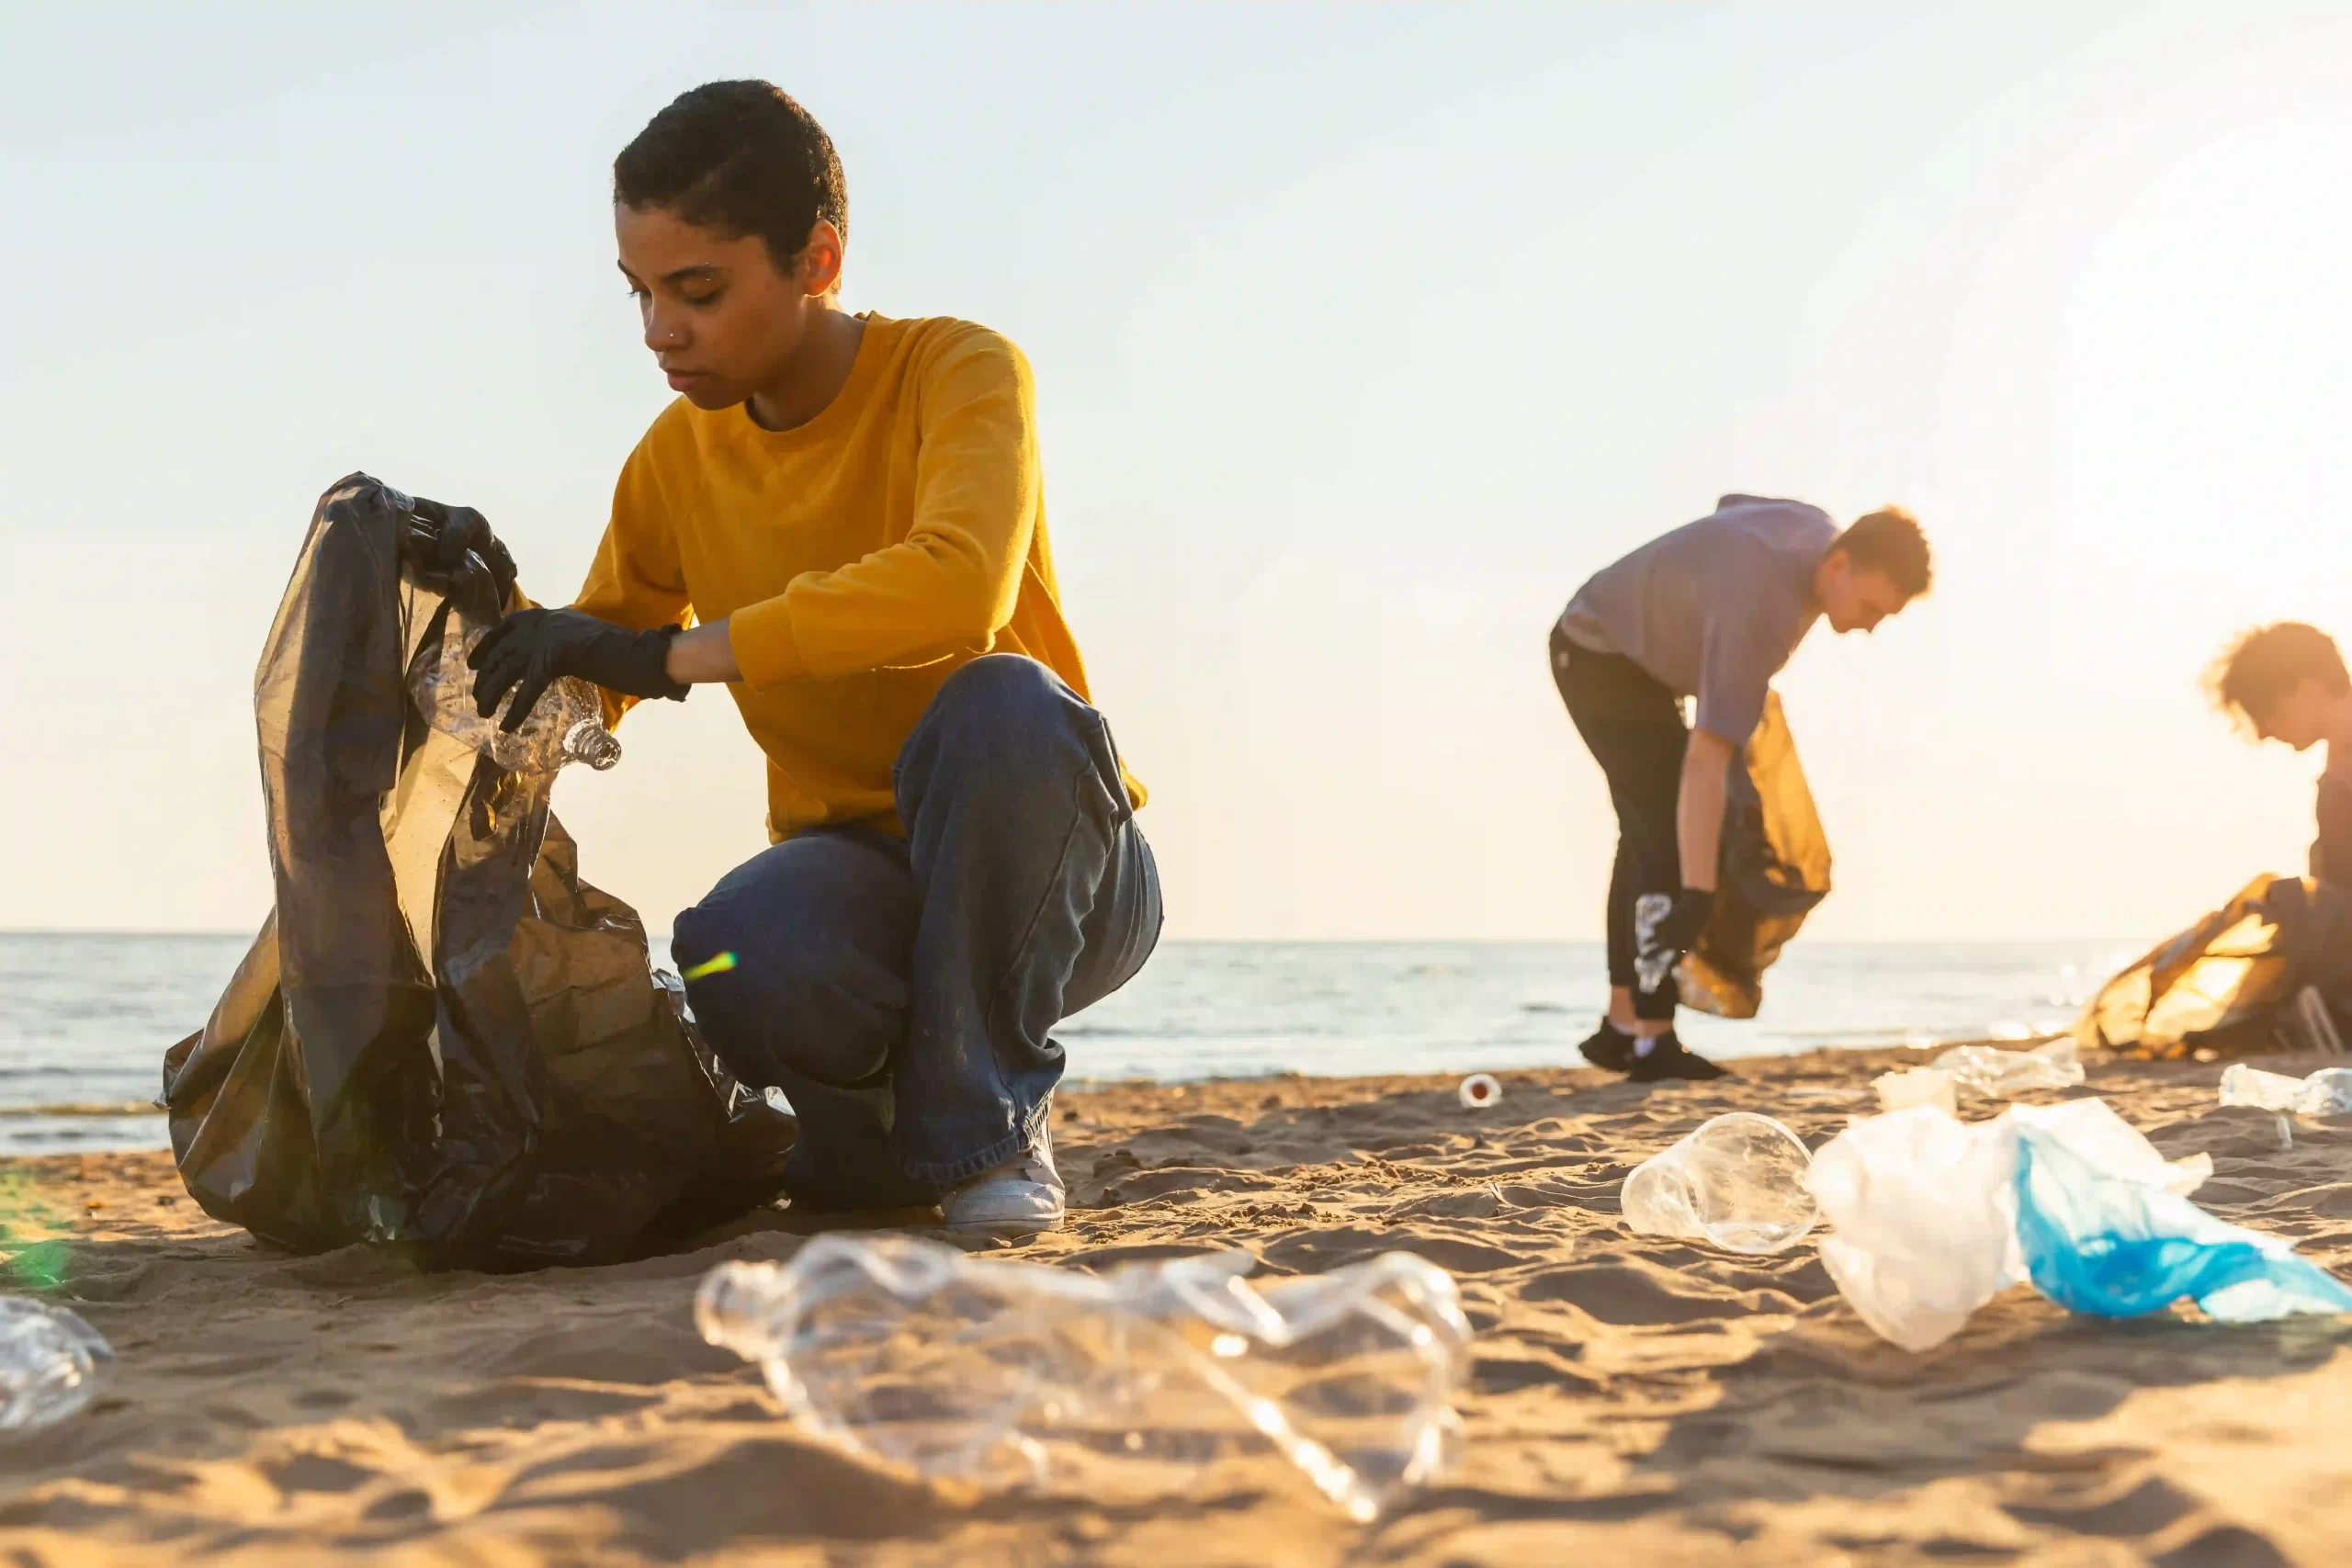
[469,608,690,733]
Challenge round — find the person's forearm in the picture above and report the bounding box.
[664,619,743,684]
[1677,729,1736,891]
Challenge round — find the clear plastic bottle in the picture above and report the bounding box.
[1930,1036,2085,1098]
[2218,1061,2352,1145]
[1621,1111,1817,1254]
[410,620,621,775]
[695,1234,1470,1521]
[2,1298,115,1431]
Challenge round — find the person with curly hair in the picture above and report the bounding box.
[2207,622,2352,885]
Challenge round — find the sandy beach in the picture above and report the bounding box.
[6,1044,2350,1566]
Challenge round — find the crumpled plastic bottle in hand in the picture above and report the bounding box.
[409,619,622,775]
[1931,1037,2085,1098]
[696,1235,1471,1522]
[1620,1111,1817,1255]
[2,1298,115,1431]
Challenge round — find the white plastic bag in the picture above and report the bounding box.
[1805,1099,2211,1352]
[1807,1106,2020,1352]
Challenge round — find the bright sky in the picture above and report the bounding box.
[6,1,2350,942]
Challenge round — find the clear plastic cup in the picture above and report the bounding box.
[1620,1111,1817,1254]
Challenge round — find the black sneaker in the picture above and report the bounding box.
[1578,1020,1636,1071]
[1626,1032,1727,1082]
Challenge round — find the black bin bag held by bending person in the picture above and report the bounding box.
[163,474,795,1269]
[1673,692,1833,1020]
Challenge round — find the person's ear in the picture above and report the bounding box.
[798,219,844,298]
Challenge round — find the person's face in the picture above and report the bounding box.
[1816,551,1911,634]
[614,204,842,409]
[2252,677,2335,750]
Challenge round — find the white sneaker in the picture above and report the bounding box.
[941,1122,1066,1236]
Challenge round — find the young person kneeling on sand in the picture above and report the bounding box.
[1550,497,1931,1080]
[2207,622,2352,885]
[401,82,1159,1236]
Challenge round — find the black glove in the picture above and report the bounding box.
[398,495,517,611]
[469,608,688,732]
[1650,887,1717,955]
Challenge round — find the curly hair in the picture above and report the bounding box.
[614,81,847,277]
[2206,622,2349,736]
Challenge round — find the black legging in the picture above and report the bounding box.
[1551,625,1688,1021]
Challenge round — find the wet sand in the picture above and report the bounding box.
[6,1045,2351,1565]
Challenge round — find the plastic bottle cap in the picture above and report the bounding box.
[1458,1073,1501,1110]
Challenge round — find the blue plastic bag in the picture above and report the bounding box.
[2014,1126,2352,1322]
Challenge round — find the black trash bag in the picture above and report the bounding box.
[162,473,794,1269]
[1675,692,1833,1019]
[2075,874,2352,1061]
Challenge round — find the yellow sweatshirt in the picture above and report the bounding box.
[573,313,1141,840]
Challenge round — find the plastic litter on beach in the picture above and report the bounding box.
[1456,1074,1501,1110]
[2217,1063,2352,1118]
[2014,1123,2352,1321]
[1620,1111,1817,1255]
[2216,1062,2352,1148]
[695,1234,1470,1521]
[1,1298,114,1432]
[1872,1066,1959,1116]
[1804,1096,2338,1351]
[1931,1037,2085,1098]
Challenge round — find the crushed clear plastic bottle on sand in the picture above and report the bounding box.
[2218,1062,2352,1146]
[2219,1062,2352,1118]
[1931,1036,2085,1098]
[695,1234,1470,1521]
[1620,1111,1817,1255]
[2,1298,115,1431]
[410,620,621,775]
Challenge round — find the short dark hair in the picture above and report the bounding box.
[1831,506,1932,598]
[2207,622,2349,733]
[614,82,847,277]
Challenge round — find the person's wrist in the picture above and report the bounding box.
[632,625,690,701]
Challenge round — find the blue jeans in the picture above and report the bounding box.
[672,656,1161,1207]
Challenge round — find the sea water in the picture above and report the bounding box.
[0,932,2139,1155]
